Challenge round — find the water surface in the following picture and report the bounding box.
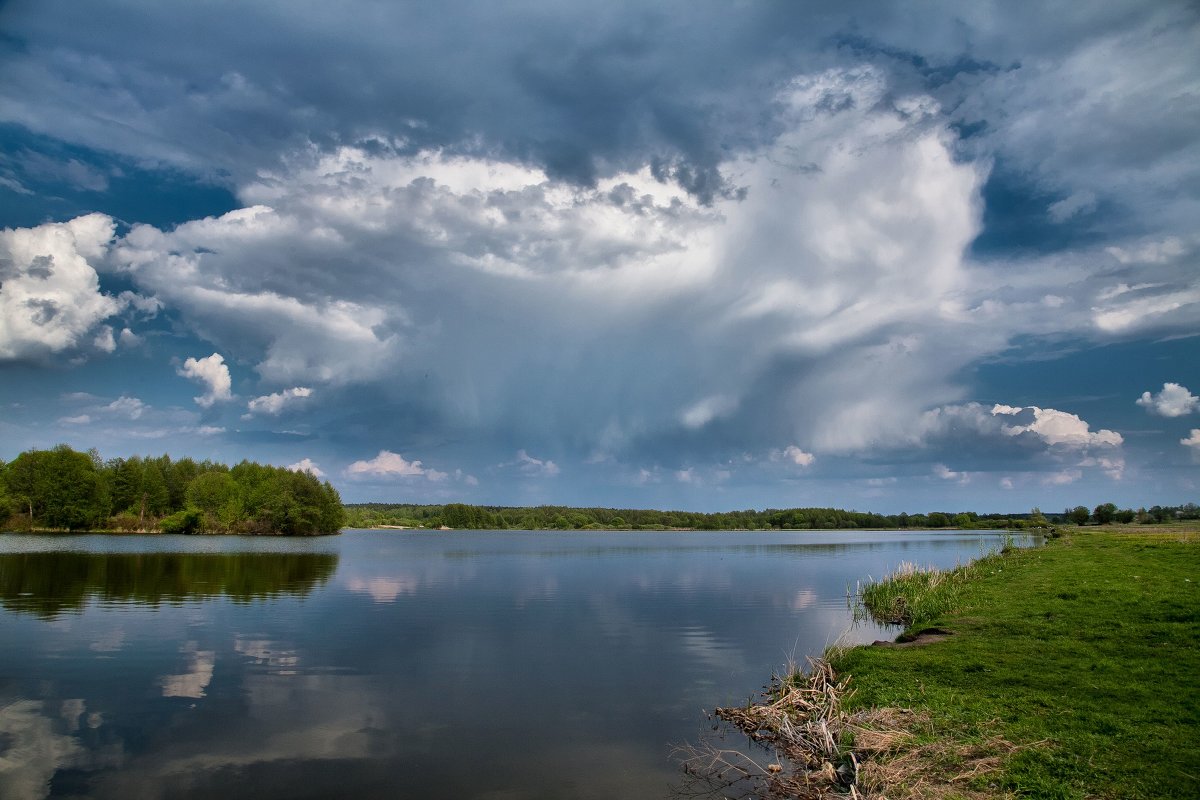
[0,529,1024,799]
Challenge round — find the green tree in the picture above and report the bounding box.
[35,445,110,530]
[1093,503,1118,525]
[1069,506,1091,526]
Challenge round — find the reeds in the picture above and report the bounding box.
[852,553,1001,628]
[676,658,1019,799]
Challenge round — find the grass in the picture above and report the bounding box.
[831,525,1200,799]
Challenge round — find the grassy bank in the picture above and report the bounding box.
[830,525,1199,799]
[702,526,1198,798]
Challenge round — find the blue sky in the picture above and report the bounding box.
[1,0,1198,512]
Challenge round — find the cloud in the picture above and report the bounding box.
[933,463,969,484]
[177,353,233,407]
[1078,454,1125,481]
[105,395,146,420]
[1042,469,1082,486]
[1136,382,1199,417]
[992,405,1123,448]
[0,213,120,361]
[346,450,438,480]
[59,414,90,425]
[246,386,312,416]
[1047,191,1097,223]
[772,446,815,467]
[1182,430,1200,452]
[507,449,560,477]
[287,458,324,478]
[681,395,737,430]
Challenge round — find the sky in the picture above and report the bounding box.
[1,0,1198,513]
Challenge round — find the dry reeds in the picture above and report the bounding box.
[676,660,1019,800]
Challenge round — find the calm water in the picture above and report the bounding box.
[0,529,1027,799]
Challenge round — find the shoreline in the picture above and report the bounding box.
[701,523,1200,799]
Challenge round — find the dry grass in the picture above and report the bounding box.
[677,660,1022,800]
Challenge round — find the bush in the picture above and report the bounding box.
[158,508,202,535]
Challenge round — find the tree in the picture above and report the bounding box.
[1069,506,1091,526]
[1093,503,1117,525]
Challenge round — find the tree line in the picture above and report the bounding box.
[0,445,345,535]
[345,502,1199,531]
[344,503,1058,531]
[1064,502,1199,526]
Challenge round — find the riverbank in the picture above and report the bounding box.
[713,525,1199,799]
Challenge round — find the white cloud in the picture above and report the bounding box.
[92,325,115,352]
[0,213,120,360]
[772,445,815,467]
[933,463,969,484]
[1182,430,1200,452]
[287,458,324,478]
[508,449,559,477]
[1079,454,1125,481]
[246,386,312,416]
[999,477,1014,490]
[177,353,233,407]
[1136,382,1199,418]
[59,414,90,425]
[680,395,737,430]
[191,425,225,436]
[105,395,146,420]
[346,450,431,479]
[997,406,1123,448]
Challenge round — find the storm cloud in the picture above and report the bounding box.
[1,1,1197,510]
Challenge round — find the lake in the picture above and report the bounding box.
[0,529,1027,799]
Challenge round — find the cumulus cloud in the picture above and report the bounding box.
[346,450,444,480]
[507,449,560,477]
[105,395,146,420]
[1182,430,1200,452]
[287,458,324,478]
[991,404,1123,448]
[933,463,969,484]
[0,213,120,360]
[246,386,312,416]
[1136,382,1199,417]
[177,353,233,407]
[772,446,815,467]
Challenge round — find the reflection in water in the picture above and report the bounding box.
[0,551,339,618]
[0,530,1029,800]
[0,701,84,800]
[161,643,217,699]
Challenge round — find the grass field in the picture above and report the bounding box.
[831,525,1200,799]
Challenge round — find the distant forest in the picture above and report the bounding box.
[0,445,344,535]
[344,501,1198,531]
[4,445,1195,535]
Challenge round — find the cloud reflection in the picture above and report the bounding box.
[161,643,215,699]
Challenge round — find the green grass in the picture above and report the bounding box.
[833,528,1200,799]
